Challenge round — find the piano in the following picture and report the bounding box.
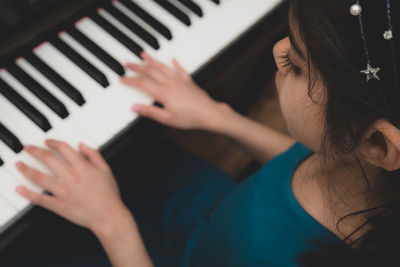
[0,0,287,256]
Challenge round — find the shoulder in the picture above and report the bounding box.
[262,142,313,171]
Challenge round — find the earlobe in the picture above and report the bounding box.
[360,120,400,171]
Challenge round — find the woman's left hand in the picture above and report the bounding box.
[15,140,126,232]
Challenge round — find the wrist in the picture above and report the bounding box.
[202,102,240,133]
[90,205,133,239]
[90,206,154,267]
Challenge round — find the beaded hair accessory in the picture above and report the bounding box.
[350,0,398,83]
[350,0,399,112]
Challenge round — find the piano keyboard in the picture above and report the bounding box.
[0,0,282,232]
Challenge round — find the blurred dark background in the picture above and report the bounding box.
[0,0,71,30]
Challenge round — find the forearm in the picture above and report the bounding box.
[204,103,296,163]
[92,207,153,267]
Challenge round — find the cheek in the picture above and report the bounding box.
[275,73,324,150]
[275,72,299,124]
[275,71,283,94]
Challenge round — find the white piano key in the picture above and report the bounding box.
[172,0,220,65]
[0,141,43,195]
[133,0,188,35]
[131,0,282,74]
[0,94,52,174]
[0,167,31,211]
[102,0,184,72]
[0,192,19,226]
[75,17,140,65]
[149,0,221,72]
[169,0,202,21]
[0,69,83,150]
[0,94,44,142]
[42,36,145,130]
[112,1,168,41]
[0,117,41,154]
[178,0,282,72]
[33,42,122,143]
[98,7,156,53]
[111,1,172,65]
[191,0,221,18]
[0,114,50,151]
[59,32,153,121]
[127,0,208,70]
[15,58,100,148]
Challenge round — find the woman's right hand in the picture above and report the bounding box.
[120,51,225,131]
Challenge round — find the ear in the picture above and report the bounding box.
[359,120,400,171]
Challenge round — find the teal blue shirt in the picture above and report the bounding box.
[4,142,342,267]
[185,143,341,266]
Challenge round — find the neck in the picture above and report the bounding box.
[294,152,381,242]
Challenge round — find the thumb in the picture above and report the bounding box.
[132,104,171,125]
[79,143,111,173]
[172,59,190,80]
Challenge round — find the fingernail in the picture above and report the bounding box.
[132,105,140,112]
[16,186,23,194]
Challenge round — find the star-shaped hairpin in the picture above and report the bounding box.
[360,64,380,81]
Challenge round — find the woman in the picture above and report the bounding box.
[11,0,400,265]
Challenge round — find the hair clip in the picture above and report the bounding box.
[349,0,398,114]
[360,64,380,81]
[350,0,380,82]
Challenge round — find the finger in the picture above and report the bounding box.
[45,139,85,166]
[79,143,111,173]
[16,186,59,212]
[132,104,171,124]
[126,62,167,84]
[16,162,58,193]
[125,62,146,74]
[120,76,161,99]
[141,51,172,76]
[24,145,70,176]
[172,59,190,80]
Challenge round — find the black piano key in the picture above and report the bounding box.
[0,78,51,132]
[0,122,23,153]
[177,0,203,17]
[119,0,172,40]
[91,13,143,59]
[0,156,3,166]
[51,38,110,88]
[67,27,125,76]
[209,0,220,4]
[153,0,191,26]
[7,65,69,119]
[25,54,86,106]
[103,4,160,50]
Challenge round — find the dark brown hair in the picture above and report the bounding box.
[289,0,400,265]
